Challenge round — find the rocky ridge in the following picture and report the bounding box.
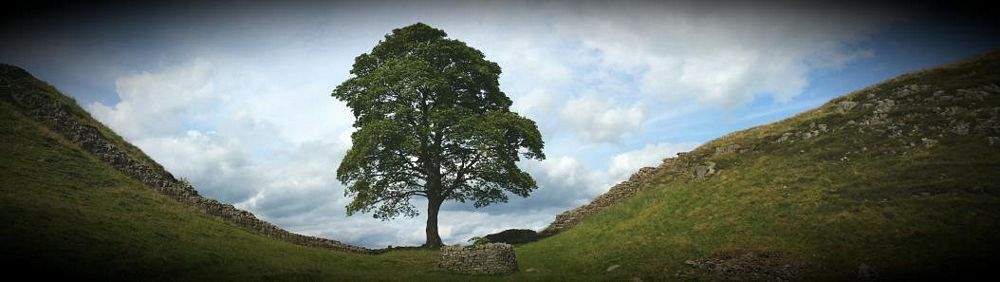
[0,64,370,254]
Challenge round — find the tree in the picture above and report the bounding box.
[332,23,545,248]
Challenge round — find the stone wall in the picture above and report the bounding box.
[540,72,1000,238]
[539,161,669,237]
[539,145,735,237]
[438,243,518,275]
[0,65,370,254]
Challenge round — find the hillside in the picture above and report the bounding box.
[0,65,458,280]
[518,50,1000,280]
[2,49,999,280]
[0,64,370,254]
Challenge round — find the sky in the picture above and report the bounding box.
[2,0,998,248]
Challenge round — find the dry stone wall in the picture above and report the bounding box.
[540,138,749,236]
[538,154,712,237]
[539,77,1000,238]
[438,243,518,275]
[540,158,679,237]
[0,65,370,254]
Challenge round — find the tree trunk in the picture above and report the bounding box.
[424,196,444,248]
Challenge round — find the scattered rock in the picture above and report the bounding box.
[874,99,895,114]
[778,122,833,142]
[858,263,876,281]
[957,84,998,101]
[894,84,926,97]
[682,249,804,281]
[939,106,967,116]
[714,144,741,156]
[952,122,970,135]
[860,113,888,126]
[606,265,620,272]
[887,123,904,138]
[836,101,858,114]
[776,132,794,143]
[922,138,938,148]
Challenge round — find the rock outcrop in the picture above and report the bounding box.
[483,229,539,245]
[0,64,370,253]
[438,243,518,275]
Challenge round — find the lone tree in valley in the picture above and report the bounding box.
[332,23,545,247]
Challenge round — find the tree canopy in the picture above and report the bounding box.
[332,23,545,247]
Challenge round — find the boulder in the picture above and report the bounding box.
[693,161,716,180]
[836,101,858,114]
[483,229,539,245]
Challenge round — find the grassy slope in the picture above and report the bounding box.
[0,101,466,280]
[515,51,1000,280]
[2,51,999,280]
[0,66,173,177]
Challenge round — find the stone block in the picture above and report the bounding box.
[438,243,518,275]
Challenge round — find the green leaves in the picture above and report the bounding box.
[332,23,545,220]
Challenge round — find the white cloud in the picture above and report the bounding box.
[85,58,618,248]
[490,37,572,86]
[554,1,891,107]
[89,59,219,139]
[86,59,362,235]
[72,0,897,248]
[136,131,263,203]
[608,142,700,182]
[528,156,609,201]
[560,96,644,143]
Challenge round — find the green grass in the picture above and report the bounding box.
[0,101,470,280]
[3,51,1000,280]
[514,50,1000,280]
[0,65,171,174]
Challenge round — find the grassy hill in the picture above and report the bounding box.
[2,50,1000,280]
[0,70,458,280]
[516,50,1000,280]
